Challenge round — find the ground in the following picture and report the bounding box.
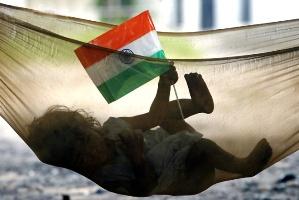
[0,136,298,200]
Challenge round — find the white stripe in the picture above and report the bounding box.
[86,30,163,86]
[119,31,162,56]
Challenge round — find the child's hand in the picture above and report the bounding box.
[119,130,144,164]
[160,65,178,85]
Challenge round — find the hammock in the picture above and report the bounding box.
[0,3,298,196]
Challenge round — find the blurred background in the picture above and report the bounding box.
[1,0,299,31]
[0,0,299,199]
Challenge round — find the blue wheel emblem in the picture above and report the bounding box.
[119,49,134,64]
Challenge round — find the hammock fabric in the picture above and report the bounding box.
[0,3,298,196]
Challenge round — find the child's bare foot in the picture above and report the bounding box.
[184,73,214,114]
[243,138,272,177]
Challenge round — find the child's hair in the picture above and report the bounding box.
[28,105,101,168]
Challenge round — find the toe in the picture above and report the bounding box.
[184,73,189,79]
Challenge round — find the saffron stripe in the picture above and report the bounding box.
[75,11,155,68]
[77,30,160,69]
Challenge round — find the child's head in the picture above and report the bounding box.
[28,106,105,170]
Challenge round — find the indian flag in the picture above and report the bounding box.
[75,11,170,103]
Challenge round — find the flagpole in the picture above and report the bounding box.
[172,84,184,120]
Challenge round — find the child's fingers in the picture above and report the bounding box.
[169,65,176,71]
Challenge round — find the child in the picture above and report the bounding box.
[28,66,272,196]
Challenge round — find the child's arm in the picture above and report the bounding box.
[120,66,178,131]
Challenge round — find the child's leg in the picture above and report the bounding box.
[160,73,214,134]
[165,73,214,120]
[160,119,196,134]
[186,138,272,177]
[121,73,212,130]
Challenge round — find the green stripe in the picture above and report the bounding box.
[98,50,170,103]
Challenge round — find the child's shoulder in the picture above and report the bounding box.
[104,117,131,128]
[102,117,132,139]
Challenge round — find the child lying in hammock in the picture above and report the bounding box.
[28,66,272,197]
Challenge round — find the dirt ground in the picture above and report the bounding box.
[0,136,298,200]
